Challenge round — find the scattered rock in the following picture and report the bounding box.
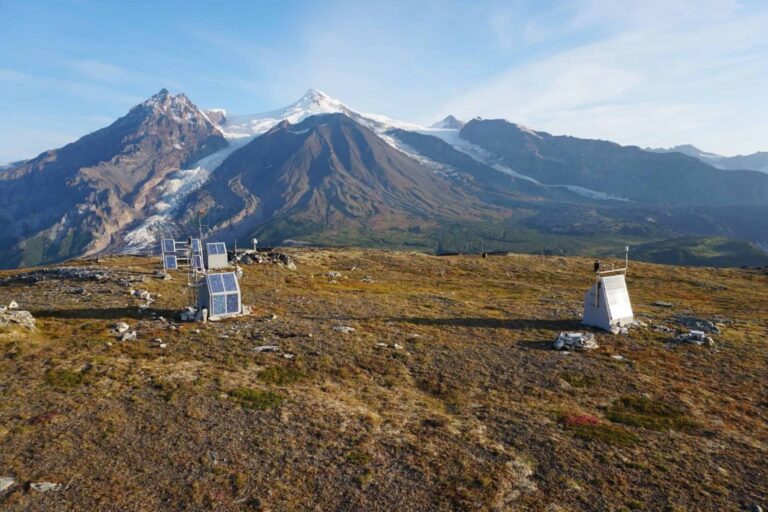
[231,250,296,269]
[393,343,403,350]
[652,301,674,308]
[553,332,598,351]
[0,309,36,330]
[113,322,130,334]
[676,315,721,334]
[375,343,388,349]
[254,345,279,353]
[283,353,295,359]
[611,354,624,360]
[120,330,137,342]
[675,330,715,346]
[361,276,375,283]
[134,290,152,300]
[0,477,14,493]
[0,267,115,286]
[8,301,19,310]
[654,325,674,333]
[29,482,63,492]
[180,306,197,322]
[327,271,342,279]
[333,326,356,334]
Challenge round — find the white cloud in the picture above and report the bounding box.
[441,0,768,155]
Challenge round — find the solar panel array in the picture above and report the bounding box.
[161,238,178,271]
[206,272,241,317]
[206,242,227,255]
[164,255,178,270]
[162,237,211,272]
[192,254,204,271]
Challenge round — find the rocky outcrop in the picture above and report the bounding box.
[0,90,226,268]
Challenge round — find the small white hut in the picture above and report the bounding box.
[205,242,228,270]
[582,273,634,331]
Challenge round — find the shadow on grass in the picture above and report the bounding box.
[388,317,583,330]
[30,307,179,321]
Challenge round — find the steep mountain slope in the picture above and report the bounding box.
[649,145,768,174]
[0,90,227,267]
[460,119,768,205]
[182,113,501,246]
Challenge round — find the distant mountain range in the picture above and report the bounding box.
[1,88,767,269]
[648,144,768,174]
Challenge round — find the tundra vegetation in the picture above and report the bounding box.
[0,249,765,511]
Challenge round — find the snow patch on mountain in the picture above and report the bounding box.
[123,135,252,249]
[220,89,422,139]
[420,127,629,201]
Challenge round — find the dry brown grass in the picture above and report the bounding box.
[0,250,766,511]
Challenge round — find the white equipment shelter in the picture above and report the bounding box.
[582,247,634,331]
[197,272,242,320]
[205,242,229,270]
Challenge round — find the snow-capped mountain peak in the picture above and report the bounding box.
[221,88,353,138]
[219,88,425,139]
[430,115,464,130]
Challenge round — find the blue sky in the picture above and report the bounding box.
[1,0,767,162]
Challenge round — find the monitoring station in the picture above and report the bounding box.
[205,242,229,270]
[196,272,242,320]
[158,235,244,322]
[582,247,634,332]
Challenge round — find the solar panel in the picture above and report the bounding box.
[192,254,204,270]
[226,293,240,314]
[206,242,220,255]
[207,274,225,293]
[164,255,178,270]
[222,273,238,292]
[162,239,175,254]
[191,239,202,254]
[212,295,226,316]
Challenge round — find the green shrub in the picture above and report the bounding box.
[44,368,85,389]
[560,372,598,388]
[229,388,282,410]
[257,366,303,386]
[568,423,640,446]
[607,396,699,432]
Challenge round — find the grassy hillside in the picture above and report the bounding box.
[632,237,768,267]
[0,250,766,510]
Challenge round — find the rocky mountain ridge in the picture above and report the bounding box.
[2,88,767,269]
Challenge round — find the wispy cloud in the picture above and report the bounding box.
[66,59,145,85]
[441,0,768,154]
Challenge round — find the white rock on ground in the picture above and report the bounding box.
[553,332,598,351]
[333,326,356,334]
[254,345,279,353]
[30,482,63,492]
[0,477,14,493]
[0,310,36,330]
[8,301,19,310]
[114,322,130,334]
